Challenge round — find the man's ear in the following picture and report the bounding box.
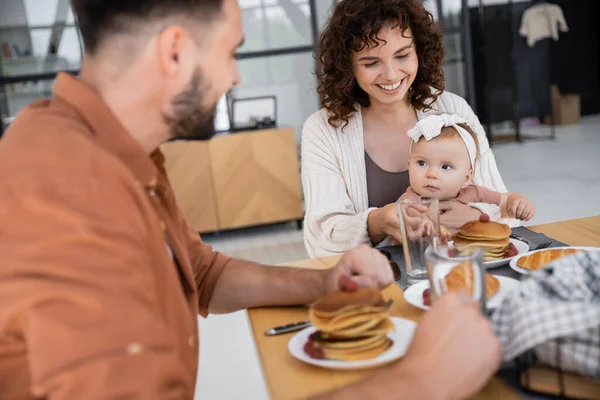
[462,167,473,188]
[156,25,189,76]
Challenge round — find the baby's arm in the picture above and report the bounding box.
[499,192,536,221]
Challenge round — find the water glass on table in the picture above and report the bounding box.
[397,198,441,284]
[425,246,487,312]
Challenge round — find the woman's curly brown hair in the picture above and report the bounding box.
[317,0,445,130]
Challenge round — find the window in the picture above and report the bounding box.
[239,0,314,53]
[232,0,319,139]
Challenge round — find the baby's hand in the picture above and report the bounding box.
[507,194,536,221]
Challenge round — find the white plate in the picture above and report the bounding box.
[288,317,416,370]
[448,238,529,269]
[509,246,599,275]
[403,275,520,311]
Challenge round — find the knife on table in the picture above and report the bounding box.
[264,321,312,336]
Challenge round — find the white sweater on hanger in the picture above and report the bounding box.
[519,3,569,47]
[301,91,518,258]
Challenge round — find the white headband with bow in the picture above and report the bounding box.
[407,113,477,168]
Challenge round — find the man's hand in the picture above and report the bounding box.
[506,194,535,221]
[398,292,502,400]
[325,245,394,293]
[210,246,393,313]
[439,200,482,231]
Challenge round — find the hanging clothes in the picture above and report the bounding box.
[469,2,553,124]
[519,2,569,47]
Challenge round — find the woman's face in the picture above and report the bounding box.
[352,26,419,107]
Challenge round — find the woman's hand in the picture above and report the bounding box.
[367,203,402,245]
[367,202,430,245]
[439,200,482,232]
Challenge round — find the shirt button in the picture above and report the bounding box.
[148,189,157,197]
[188,336,195,347]
[147,177,158,189]
[127,342,144,355]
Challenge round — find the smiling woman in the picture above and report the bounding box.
[317,0,443,130]
[300,0,518,258]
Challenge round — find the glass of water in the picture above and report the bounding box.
[397,198,440,284]
[425,246,487,312]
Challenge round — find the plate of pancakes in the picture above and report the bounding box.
[289,288,416,370]
[451,215,529,268]
[403,262,520,310]
[509,246,597,275]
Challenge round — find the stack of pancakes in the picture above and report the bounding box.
[453,219,511,261]
[304,288,394,361]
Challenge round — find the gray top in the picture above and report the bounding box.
[365,152,410,208]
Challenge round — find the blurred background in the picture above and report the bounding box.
[1,0,599,398]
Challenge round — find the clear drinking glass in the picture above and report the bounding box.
[397,198,441,284]
[425,246,487,312]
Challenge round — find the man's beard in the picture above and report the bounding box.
[164,68,217,141]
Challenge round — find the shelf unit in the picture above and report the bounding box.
[1,0,81,135]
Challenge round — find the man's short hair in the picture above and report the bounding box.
[71,0,225,54]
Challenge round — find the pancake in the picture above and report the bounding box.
[308,331,386,350]
[311,288,386,318]
[310,310,389,333]
[305,338,393,361]
[321,318,395,339]
[324,314,389,338]
[311,303,389,320]
[456,220,511,240]
[453,236,510,248]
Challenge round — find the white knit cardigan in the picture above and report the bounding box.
[301,91,518,258]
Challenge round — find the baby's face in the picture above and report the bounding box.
[408,135,473,200]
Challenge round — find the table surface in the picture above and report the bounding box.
[247,216,600,400]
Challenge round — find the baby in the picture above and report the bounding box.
[401,113,535,221]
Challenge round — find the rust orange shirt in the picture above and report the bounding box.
[0,73,231,399]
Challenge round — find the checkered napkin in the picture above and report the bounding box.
[491,250,600,379]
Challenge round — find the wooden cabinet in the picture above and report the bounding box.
[160,140,219,233]
[161,128,303,233]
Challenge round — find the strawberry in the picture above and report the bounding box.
[504,243,518,258]
[423,288,431,306]
[338,274,358,292]
[304,341,325,359]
